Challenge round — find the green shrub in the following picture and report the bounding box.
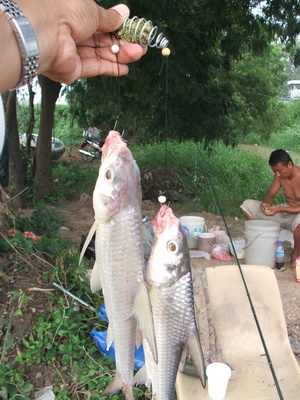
[266,127,300,155]
[132,141,276,217]
[53,162,99,199]
[7,203,64,238]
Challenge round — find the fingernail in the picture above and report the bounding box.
[111,4,130,18]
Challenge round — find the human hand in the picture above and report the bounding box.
[260,202,271,213]
[263,206,277,216]
[10,0,147,87]
[39,0,147,82]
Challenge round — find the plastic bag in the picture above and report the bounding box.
[229,237,245,259]
[91,305,145,370]
[209,226,230,246]
[211,244,232,262]
[189,250,211,260]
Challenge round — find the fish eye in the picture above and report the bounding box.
[105,168,114,182]
[167,241,178,253]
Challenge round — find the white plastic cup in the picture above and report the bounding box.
[206,362,231,400]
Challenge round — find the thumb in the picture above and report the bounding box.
[97,3,130,32]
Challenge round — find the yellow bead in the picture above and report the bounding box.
[162,47,171,57]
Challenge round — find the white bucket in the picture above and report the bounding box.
[206,362,231,400]
[244,220,280,267]
[180,216,206,249]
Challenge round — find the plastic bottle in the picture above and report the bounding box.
[142,216,154,255]
[296,257,300,283]
[275,240,284,269]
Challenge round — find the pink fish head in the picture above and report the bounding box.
[151,205,179,236]
[93,131,141,222]
[101,130,127,160]
[147,205,190,285]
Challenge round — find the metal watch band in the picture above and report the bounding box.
[0,0,40,89]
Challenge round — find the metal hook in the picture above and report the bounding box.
[113,117,119,130]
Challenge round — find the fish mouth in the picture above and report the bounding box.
[152,205,179,235]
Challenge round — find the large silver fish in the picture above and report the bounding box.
[135,205,206,399]
[80,131,156,400]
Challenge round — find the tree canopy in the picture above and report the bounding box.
[67,0,299,145]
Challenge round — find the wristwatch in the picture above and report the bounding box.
[0,0,40,89]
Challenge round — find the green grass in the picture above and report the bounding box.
[49,139,290,217]
[53,162,99,200]
[131,141,277,217]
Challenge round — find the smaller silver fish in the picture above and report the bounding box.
[135,205,206,399]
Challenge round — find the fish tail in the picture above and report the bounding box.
[123,383,134,400]
[133,364,150,387]
[101,373,133,399]
[187,333,206,388]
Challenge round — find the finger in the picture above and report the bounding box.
[77,41,147,64]
[80,58,129,78]
[77,32,119,49]
[96,3,130,32]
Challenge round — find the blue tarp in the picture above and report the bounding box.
[90,305,145,370]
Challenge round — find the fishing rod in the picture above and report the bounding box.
[53,282,98,313]
[196,143,284,400]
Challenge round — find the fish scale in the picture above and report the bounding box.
[148,273,197,399]
[96,206,144,386]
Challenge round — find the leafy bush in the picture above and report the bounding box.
[53,162,99,199]
[266,127,300,155]
[7,203,65,238]
[53,105,82,143]
[17,104,82,145]
[132,141,276,217]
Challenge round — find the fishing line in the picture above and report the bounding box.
[195,143,284,400]
[110,34,121,126]
[158,56,169,195]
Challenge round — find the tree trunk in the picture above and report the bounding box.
[26,83,36,155]
[34,76,61,199]
[3,91,25,209]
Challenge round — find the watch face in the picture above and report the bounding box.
[18,17,40,58]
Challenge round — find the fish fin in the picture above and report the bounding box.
[133,365,150,387]
[133,282,158,363]
[79,220,98,265]
[136,328,143,349]
[106,324,113,350]
[90,260,102,293]
[101,373,134,400]
[178,346,188,372]
[187,333,206,388]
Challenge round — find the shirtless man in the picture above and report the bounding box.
[241,149,300,268]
